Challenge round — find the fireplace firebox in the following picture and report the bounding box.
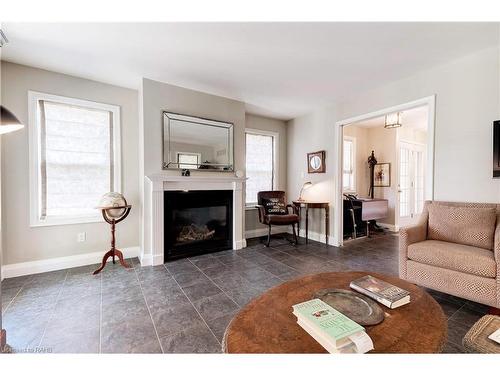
[164,190,233,260]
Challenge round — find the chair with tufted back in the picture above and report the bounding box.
[256,191,299,247]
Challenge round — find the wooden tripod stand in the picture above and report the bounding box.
[93,205,132,275]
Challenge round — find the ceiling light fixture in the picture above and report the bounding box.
[384,112,403,129]
[0,29,8,48]
[0,106,24,134]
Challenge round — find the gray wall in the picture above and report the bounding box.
[245,114,287,235]
[0,62,140,265]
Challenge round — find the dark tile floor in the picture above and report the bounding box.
[1,233,489,353]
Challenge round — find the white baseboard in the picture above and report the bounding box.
[139,252,153,267]
[1,246,140,280]
[245,227,286,239]
[377,223,399,232]
[234,239,247,250]
[286,228,336,246]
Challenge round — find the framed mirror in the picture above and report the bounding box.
[163,112,234,171]
[307,150,326,173]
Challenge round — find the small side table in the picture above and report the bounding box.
[292,201,329,245]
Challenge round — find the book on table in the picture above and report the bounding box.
[350,275,410,309]
[292,298,374,354]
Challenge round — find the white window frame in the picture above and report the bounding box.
[244,128,279,208]
[343,136,356,193]
[28,91,121,227]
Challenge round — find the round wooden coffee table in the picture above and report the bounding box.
[223,271,447,353]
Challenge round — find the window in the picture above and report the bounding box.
[343,136,356,192]
[29,91,121,226]
[245,129,278,205]
[176,152,201,169]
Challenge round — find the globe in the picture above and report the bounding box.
[98,192,128,218]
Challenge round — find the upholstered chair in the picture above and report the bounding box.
[399,200,500,308]
[256,191,299,247]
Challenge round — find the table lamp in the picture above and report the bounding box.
[297,181,313,202]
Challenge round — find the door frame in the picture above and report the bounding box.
[333,95,436,246]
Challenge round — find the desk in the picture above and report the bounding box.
[292,201,329,245]
[343,197,388,239]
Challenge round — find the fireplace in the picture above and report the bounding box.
[164,190,233,260]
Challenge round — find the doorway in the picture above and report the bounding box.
[334,96,435,246]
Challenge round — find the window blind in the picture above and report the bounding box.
[245,133,274,204]
[39,100,114,219]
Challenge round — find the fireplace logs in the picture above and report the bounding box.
[177,224,216,243]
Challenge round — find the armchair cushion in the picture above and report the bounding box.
[265,214,299,225]
[428,205,497,250]
[408,240,496,278]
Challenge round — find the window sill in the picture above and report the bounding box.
[245,205,258,211]
[30,215,105,228]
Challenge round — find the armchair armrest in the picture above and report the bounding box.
[495,217,500,307]
[399,221,427,278]
[255,205,266,224]
[287,204,299,215]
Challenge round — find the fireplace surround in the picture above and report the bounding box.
[142,174,246,266]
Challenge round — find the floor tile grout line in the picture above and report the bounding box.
[98,271,103,354]
[187,258,242,309]
[190,253,285,300]
[37,270,69,348]
[133,266,164,354]
[2,274,35,314]
[2,285,24,314]
[165,263,223,350]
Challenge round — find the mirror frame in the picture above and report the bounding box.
[162,111,234,172]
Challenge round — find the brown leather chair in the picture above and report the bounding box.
[256,191,299,247]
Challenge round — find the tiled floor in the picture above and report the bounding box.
[1,233,490,353]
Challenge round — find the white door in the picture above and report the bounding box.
[398,142,425,227]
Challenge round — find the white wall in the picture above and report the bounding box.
[287,106,337,240]
[287,46,500,244]
[139,78,246,259]
[244,114,287,235]
[0,62,140,265]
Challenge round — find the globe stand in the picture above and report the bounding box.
[93,205,132,275]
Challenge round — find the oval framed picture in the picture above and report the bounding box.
[307,150,326,173]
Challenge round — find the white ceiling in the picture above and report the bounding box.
[1,23,498,120]
[353,105,429,131]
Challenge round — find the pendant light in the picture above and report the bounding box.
[384,112,402,129]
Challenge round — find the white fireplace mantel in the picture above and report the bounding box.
[141,173,247,266]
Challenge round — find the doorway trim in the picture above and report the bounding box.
[333,95,436,246]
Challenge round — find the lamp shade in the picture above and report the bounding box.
[0,105,24,134]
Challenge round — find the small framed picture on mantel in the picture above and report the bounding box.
[307,150,326,173]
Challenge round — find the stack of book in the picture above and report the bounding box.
[350,275,410,308]
[292,299,374,354]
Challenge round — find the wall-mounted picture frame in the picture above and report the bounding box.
[373,163,391,187]
[307,150,326,173]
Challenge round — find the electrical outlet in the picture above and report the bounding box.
[77,232,87,242]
